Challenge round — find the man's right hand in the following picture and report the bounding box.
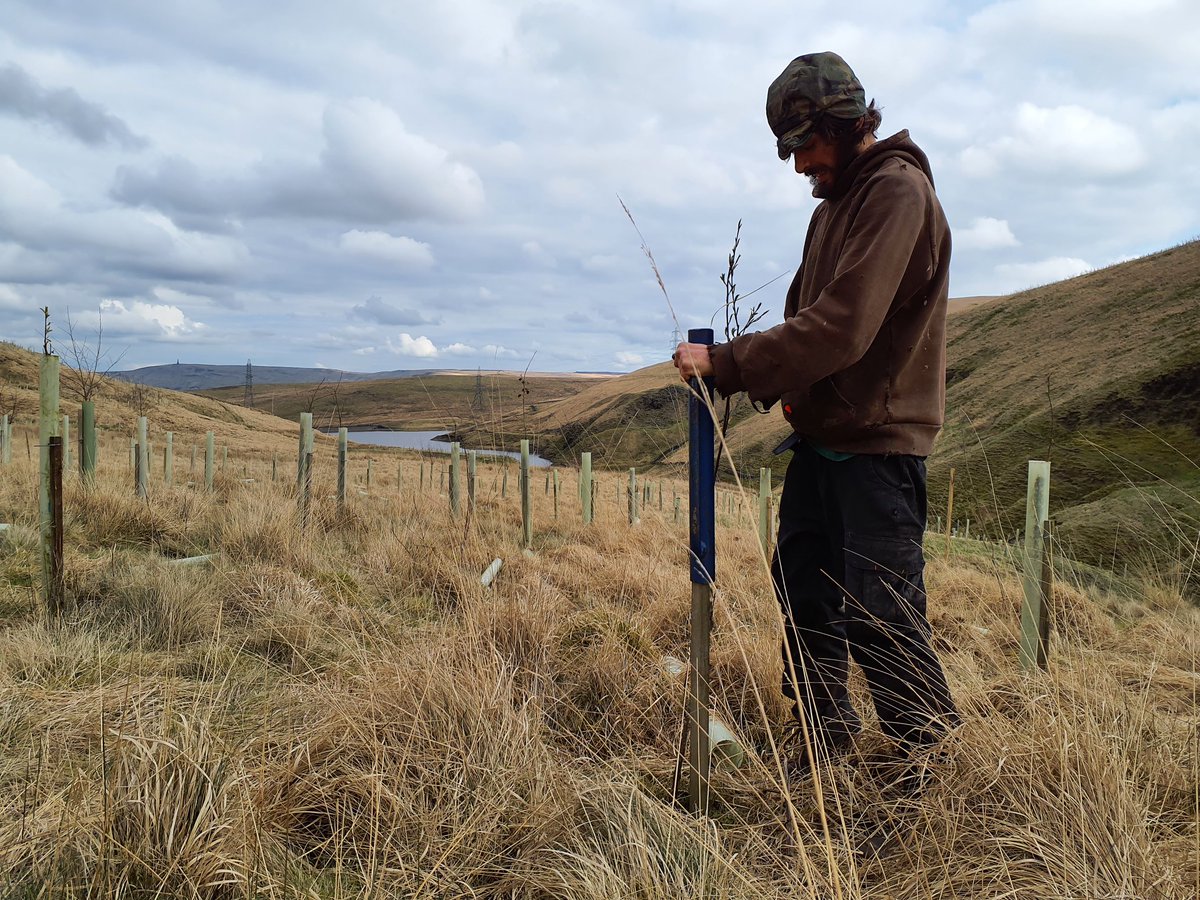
[672,342,714,383]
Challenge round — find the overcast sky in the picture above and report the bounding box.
[1,1,1197,374]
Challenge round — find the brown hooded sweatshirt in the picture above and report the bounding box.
[709,130,950,456]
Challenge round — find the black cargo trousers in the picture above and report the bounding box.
[771,441,959,754]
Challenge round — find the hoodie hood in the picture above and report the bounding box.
[824,130,934,202]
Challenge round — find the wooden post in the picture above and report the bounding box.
[136,416,149,499]
[204,431,215,491]
[1018,460,1051,670]
[628,467,638,525]
[366,458,373,491]
[39,355,61,616]
[545,469,550,496]
[0,414,8,465]
[520,439,532,548]
[163,431,173,485]
[758,467,772,556]
[420,460,425,492]
[553,468,560,520]
[396,460,402,492]
[129,436,136,470]
[467,450,477,516]
[222,445,228,471]
[581,452,593,525]
[674,495,681,525]
[80,402,96,484]
[450,442,461,516]
[337,427,348,511]
[944,467,956,555]
[501,465,508,498]
[190,443,197,474]
[684,327,715,815]
[272,453,277,482]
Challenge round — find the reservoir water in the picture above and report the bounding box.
[341,430,554,468]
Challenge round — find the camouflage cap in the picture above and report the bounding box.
[766,52,867,160]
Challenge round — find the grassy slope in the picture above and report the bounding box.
[931,239,1200,568]
[199,371,601,436]
[1,341,303,460]
[0,346,1196,898]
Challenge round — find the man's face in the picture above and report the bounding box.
[791,132,847,199]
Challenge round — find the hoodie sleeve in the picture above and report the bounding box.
[709,164,931,404]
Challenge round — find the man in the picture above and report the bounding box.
[673,52,959,776]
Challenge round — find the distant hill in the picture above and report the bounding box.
[111,363,443,392]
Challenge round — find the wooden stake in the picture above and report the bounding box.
[164,432,174,486]
[684,327,715,816]
[39,355,61,617]
[47,435,65,616]
[553,468,559,520]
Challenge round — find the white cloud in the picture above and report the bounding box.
[385,333,439,358]
[79,298,206,340]
[339,230,435,268]
[615,351,644,366]
[0,155,248,281]
[962,103,1147,179]
[993,256,1092,292]
[113,98,486,225]
[956,217,1019,251]
[444,342,476,354]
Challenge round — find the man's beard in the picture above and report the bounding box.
[808,139,858,199]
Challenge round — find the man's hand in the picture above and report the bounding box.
[672,342,714,383]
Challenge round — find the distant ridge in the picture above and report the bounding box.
[112,364,446,391]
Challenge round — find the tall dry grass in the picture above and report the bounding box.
[0,422,1196,898]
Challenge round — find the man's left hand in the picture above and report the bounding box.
[672,342,714,383]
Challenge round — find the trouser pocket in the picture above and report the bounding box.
[844,535,957,747]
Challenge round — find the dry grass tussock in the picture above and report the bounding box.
[0,429,1196,898]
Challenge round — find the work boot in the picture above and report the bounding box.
[777,719,859,781]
